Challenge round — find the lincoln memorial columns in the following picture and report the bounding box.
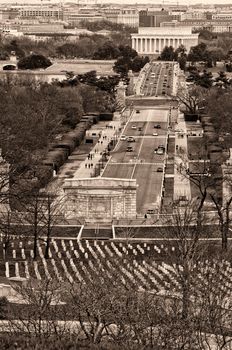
[131,27,199,55]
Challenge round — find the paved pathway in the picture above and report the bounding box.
[73,120,122,178]
[173,113,191,201]
[44,118,123,195]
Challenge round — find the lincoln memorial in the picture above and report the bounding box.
[131,26,199,55]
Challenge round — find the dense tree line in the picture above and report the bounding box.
[159,44,187,70]
[160,42,225,70]
[0,36,149,78]
[0,75,116,195]
[0,30,133,61]
[205,87,232,136]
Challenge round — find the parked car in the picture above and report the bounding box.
[120,135,127,141]
[154,124,161,129]
[136,110,140,113]
[153,132,158,136]
[131,125,137,129]
[157,167,163,172]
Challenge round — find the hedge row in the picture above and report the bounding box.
[43,120,90,174]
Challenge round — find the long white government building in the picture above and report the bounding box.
[131,27,199,55]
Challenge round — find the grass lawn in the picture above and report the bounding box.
[115,225,224,239]
[9,225,82,238]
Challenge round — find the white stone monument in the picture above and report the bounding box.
[63,177,138,222]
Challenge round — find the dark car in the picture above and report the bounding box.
[127,137,135,142]
[157,167,163,172]
[126,146,133,152]
[147,209,155,214]
[136,110,140,113]
[154,124,161,129]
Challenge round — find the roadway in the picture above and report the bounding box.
[102,108,169,214]
[142,62,176,97]
[102,61,179,215]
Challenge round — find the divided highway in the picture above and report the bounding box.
[102,61,178,215]
[102,108,169,214]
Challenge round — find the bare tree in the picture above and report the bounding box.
[194,256,232,349]
[0,206,19,260]
[20,190,45,260]
[160,202,207,320]
[9,278,71,340]
[0,149,10,206]
[177,85,208,115]
[209,191,232,251]
[39,191,67,259]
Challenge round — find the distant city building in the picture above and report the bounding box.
[180,19,232,33]
[131,26,199,55]
[181,10,207,21]
[0,8,19,21]
[103,8,119,24]
[2,3,232,35]
[20,23,65,33]
[139,9,172,27]
[211,11,232,20]
[117,9,139,28]
[1,28,23,37]
[63,8,103,25]
[19,6,63,21]
[160,21,178,27]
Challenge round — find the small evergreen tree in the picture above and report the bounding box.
[18,54,52,70]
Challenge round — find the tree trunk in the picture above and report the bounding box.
[33,208,38,260]
[4,212,11,261]
[33,229,38,260]
[44,196,52,260]
[182,282,190,320]
[222,225,228,251]
[93,323,105,344]
[221,208,229,251]
[196,192,206,232]
[182,263,190,320]
[44,233,50,259]
[4,240,9,261]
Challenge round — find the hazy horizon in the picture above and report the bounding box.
[1,0,232,5]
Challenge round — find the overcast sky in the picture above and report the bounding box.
[0,0,232,5]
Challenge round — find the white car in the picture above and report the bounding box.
[120,135,127,141]
[131,125,137,129]
[157,148,164,155]
[153,132,158,136]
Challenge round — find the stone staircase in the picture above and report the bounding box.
[81,223,113,239]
